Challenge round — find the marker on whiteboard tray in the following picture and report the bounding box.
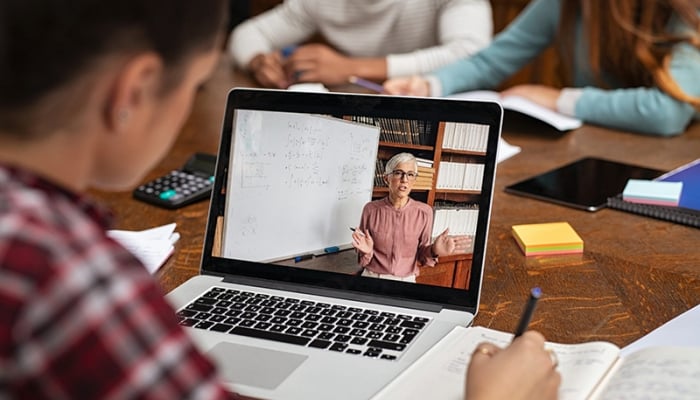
[324,246,340,254]
[294,254,314,263]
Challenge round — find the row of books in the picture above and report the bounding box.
[349,116,435,146]
[432,202,479,238]
[441,121,489,152]
[435,162,484,191]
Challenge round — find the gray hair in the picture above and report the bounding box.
[384,152,417,175]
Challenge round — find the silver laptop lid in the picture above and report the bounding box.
[200,88,502,315]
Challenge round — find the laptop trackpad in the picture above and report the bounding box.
[208,342,307,389]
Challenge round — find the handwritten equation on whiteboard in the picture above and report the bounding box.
[223,110,380,261]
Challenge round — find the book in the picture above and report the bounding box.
[607,158,700,228]
[371,325,700,400]
[511,221,583,256]
[107,223,180,274]
[447,90,583,131]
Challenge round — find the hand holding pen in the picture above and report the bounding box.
[511,287,559,368]
[350,227,373,254]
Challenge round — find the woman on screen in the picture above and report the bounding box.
[351,152,471,282]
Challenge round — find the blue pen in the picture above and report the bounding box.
[281,45,297,58]
[348,76,386,93]
[513,287,541,340]
[324,246,340,254]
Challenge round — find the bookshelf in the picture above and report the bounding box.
[346,116,487,289]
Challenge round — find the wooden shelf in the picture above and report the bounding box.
[378,141,433,151]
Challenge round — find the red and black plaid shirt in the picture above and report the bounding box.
[0,165,237,399]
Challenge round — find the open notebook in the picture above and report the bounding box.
[165,89,504,399]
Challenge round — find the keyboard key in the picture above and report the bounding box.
[229,326,310,346]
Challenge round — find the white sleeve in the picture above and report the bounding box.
[386,0,493,78]
[228,0,319,68]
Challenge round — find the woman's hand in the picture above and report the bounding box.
[466,331,561,400]
[351,228,374,255]
[432,229,472,257]
[383,76,431,96]
[500,84,561,111]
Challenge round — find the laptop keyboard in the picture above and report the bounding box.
[176,286,431,361]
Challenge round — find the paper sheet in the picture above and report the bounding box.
[107,223,179,274]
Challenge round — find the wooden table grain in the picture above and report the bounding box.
[90,55,700,348]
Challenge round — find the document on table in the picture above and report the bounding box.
[107,223,180,274]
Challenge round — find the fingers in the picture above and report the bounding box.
[249,53,288,88]
[470,342,502,364]
[383,75,428,96]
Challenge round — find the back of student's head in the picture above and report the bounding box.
[0,0,227,138]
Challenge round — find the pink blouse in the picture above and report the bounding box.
[358,197,436,277]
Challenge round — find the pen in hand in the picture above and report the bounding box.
[350,227,365,237]
[348,76,386,94]
[513,287,541,340]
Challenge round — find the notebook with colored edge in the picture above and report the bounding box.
[511,222,583,256]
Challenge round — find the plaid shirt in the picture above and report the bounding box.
[0,165,237,399]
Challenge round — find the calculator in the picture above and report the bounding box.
[133,153,217,209]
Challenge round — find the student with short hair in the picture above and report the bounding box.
[0,0,236,398]
[385,0,700,136]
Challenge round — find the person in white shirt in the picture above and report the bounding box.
[229,0,492,88]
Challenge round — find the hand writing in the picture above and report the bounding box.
[284,44,354,86]
[383,75,431,96]
[248,52,289,88]
[466,331,561,400]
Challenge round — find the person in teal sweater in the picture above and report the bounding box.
[384,0,700,136]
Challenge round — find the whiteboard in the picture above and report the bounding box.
[222,110,380,262]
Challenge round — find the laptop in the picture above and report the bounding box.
[166,88,503,399]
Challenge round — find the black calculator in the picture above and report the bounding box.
[133,153,217,209]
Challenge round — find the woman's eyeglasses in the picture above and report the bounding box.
[388,170,418,181]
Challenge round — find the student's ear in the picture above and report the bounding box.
[104,52,164,132]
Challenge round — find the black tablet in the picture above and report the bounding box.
[504,157,663,211]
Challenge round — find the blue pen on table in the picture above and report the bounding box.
[348,76,386,93]
[294,253,314,263]
[512,287,542,340]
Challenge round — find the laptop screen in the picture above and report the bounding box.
[201,89,502,313]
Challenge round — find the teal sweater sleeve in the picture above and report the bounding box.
[434,0,700,136]
[575,42,700,137]
[434,0,560,95]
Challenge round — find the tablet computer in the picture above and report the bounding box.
[504,157,664,211]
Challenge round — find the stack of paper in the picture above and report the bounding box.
[622,179,683,206]
[511,222,583,256]
[107,223,180,274]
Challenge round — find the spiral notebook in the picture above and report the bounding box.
[607,158,700,228]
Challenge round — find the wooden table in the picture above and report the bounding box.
[90,56,700,348]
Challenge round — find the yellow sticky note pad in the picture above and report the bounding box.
[511,222,583,257]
